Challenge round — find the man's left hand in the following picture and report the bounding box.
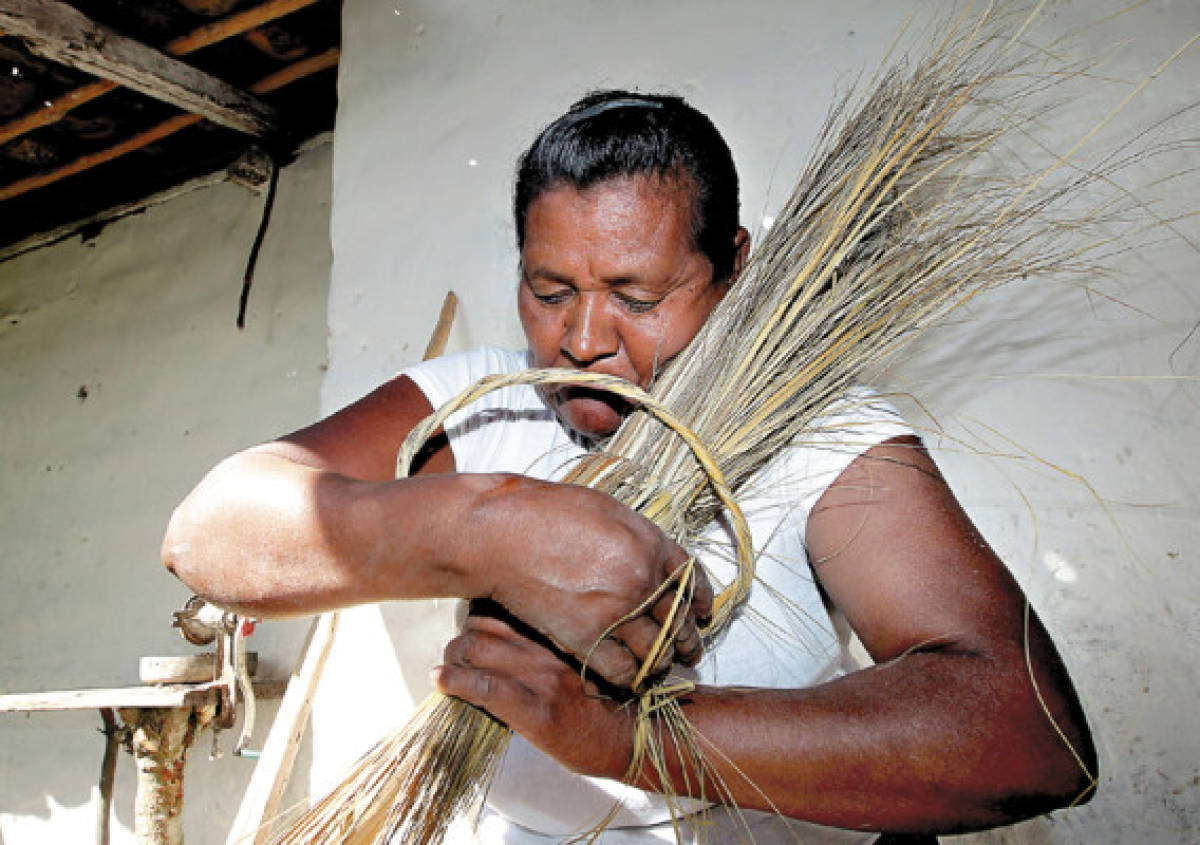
[432,612,637,780]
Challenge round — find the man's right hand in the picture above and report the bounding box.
[463,475,713,689]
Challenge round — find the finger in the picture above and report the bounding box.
[616,614,677,675]
[581,637,641,689]
[461,613,520,639]
[431,664,539,726]
[444,621,548,671]
[651,593,702,667]
[688,561,715,624]
[673,617,703,666]
[664,552,714,624]
[596,616,675,686]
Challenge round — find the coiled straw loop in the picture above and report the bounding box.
[395,367,756,673]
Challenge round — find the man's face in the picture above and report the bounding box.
[518,174,729,441]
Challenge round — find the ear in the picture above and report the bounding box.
[730,227,751,282]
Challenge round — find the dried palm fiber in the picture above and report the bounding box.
[269,2,1191,841]
[269,374,755,845]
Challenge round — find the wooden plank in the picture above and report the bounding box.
[0,48,337,203]
[0,683,220,712]
[140,653,258,684]
[0,165,231,261]
[252,679,288,700]
[0,0,275,136]
[0,0,321,149]
[0,679,286,713]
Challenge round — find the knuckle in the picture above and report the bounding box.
[475,671,498,699]
[593,646,636,688]
[450,631,492,668]
[608,667,636,689]
[459,636,483,667]
[442,636,466,665]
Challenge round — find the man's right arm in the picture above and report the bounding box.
[161,445,506,616]
[161,373,465,615]
[160,374,711,686]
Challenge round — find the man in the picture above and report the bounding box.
[163,91,1095,842]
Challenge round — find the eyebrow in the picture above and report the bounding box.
[522,265,572,284]
[523,263,648,288]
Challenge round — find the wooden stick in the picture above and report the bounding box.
[225,613,338,845]
[0,48,338,203]
[422,290,459,360]
[0,112,202,203]
[162,0,323,56]
[97,708,120,845]
[247,47,339,95]
[0,0,321,148]
[0,79,117,147]
[224,292,458,844]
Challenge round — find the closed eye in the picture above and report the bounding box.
[533,289,572,305]
[616,293,661,314]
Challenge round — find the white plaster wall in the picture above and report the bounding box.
[0,142,333,843]
[324,1,1199,842]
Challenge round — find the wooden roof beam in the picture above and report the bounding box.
[0,0,324,149]
[0,0,275,137]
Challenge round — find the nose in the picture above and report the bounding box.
[561,293,619,367]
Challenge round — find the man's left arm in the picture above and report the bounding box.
[435,436,1097,834]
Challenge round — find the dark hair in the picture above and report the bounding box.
[514,90,741,282]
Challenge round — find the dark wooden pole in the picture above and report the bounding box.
[97,708,121,845]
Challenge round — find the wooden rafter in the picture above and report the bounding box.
[0,78,117,147]
[0,0,276,137]
[162,0,324,56]
[0,0,324,148]
[0,47,339,203]
[248,45,339,95]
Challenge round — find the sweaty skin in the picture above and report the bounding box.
[162,372,713,689]
[435,437,1098,833]
[433,175,1095,833]
[165,169,1095,836]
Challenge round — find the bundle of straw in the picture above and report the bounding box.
[272,3,1182,841]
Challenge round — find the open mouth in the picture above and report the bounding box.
[541,383,637,440]
[556,384,636,414]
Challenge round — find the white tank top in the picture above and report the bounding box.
[404,347,910,844]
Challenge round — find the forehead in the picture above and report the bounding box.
[522,175,700,272]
